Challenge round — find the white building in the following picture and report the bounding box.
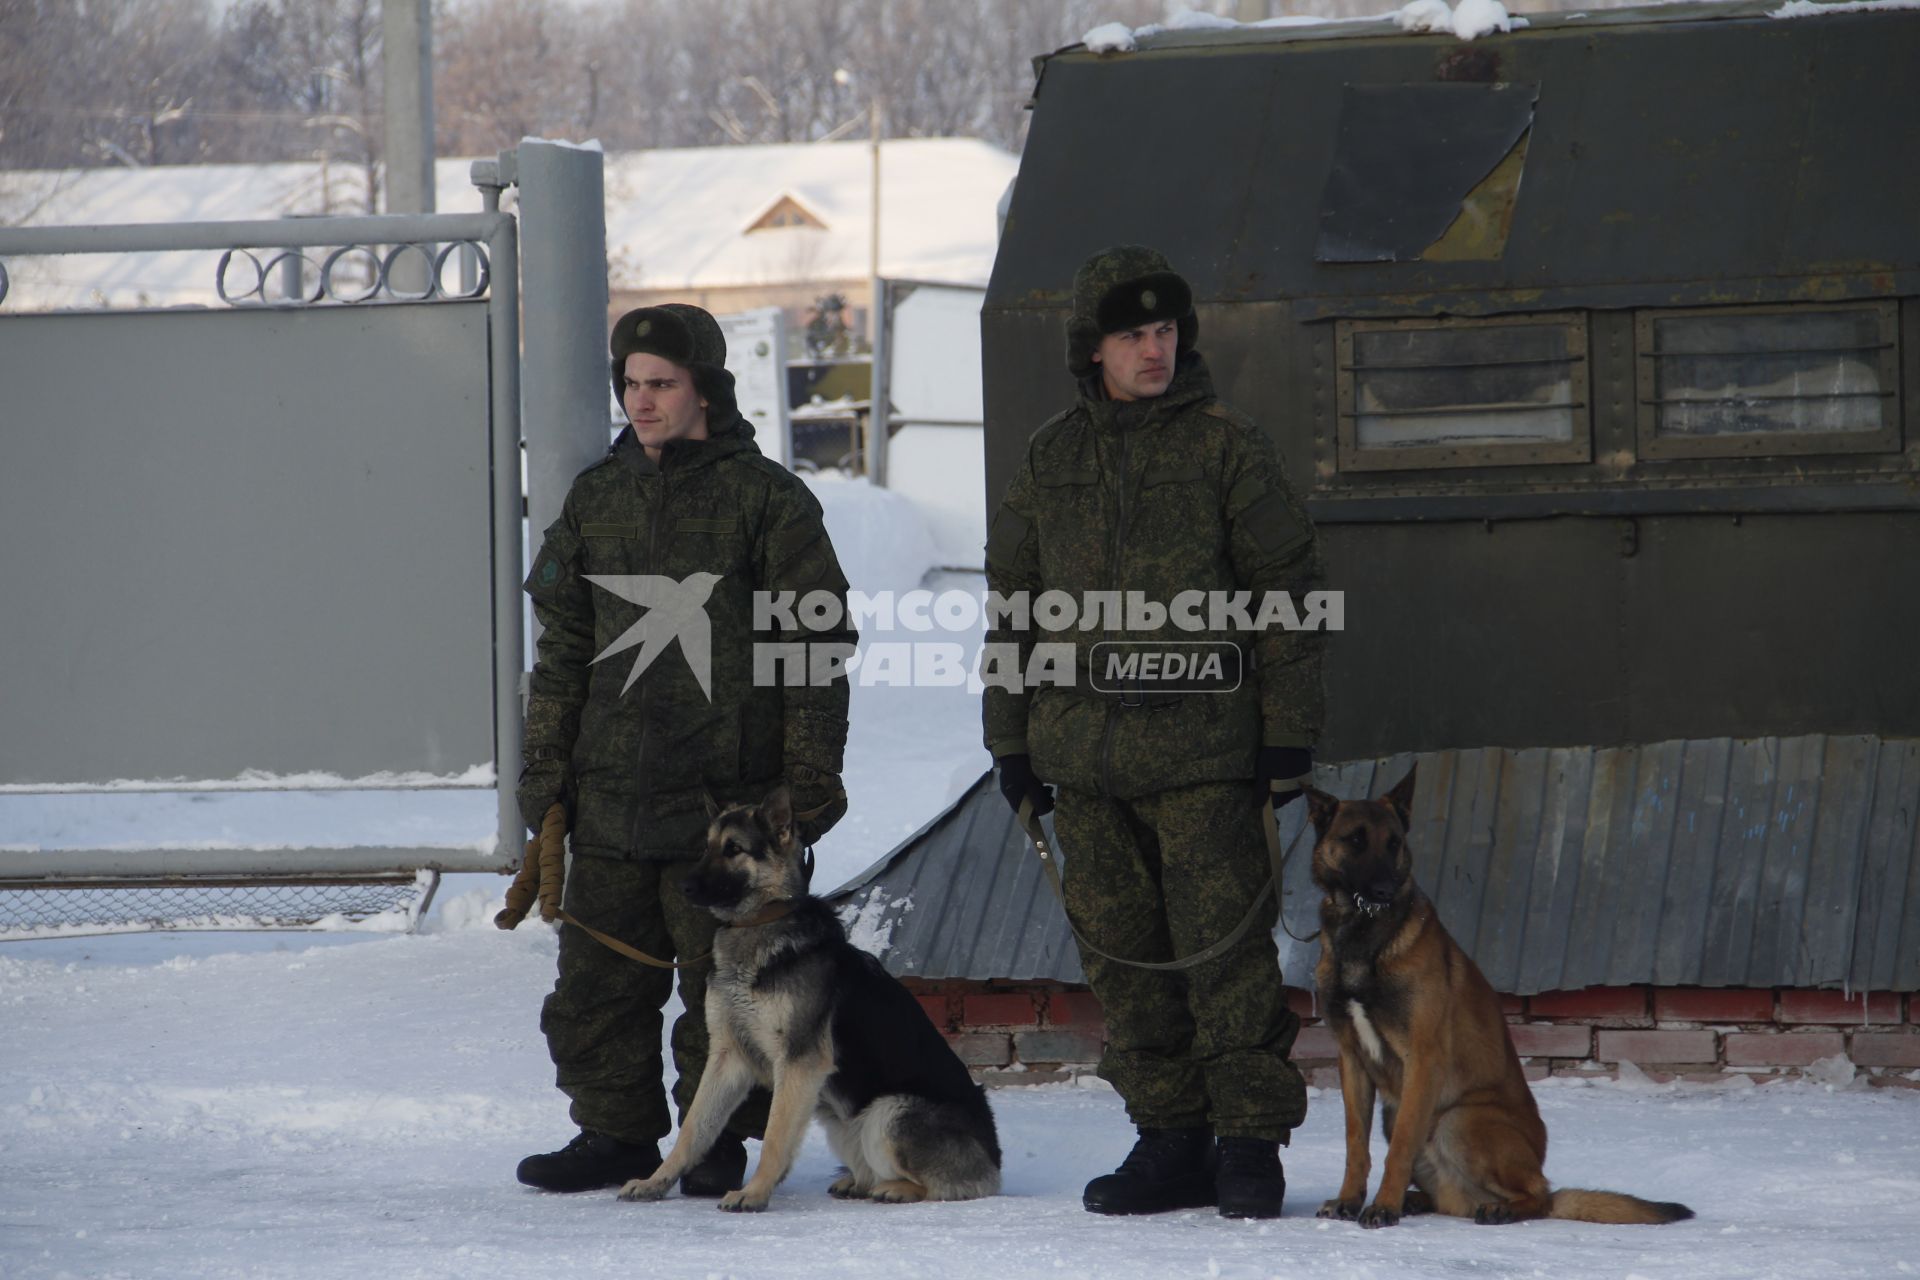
[0,138,1018,328]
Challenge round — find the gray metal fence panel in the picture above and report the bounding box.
[0,302,495,788]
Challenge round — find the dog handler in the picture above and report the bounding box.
[511,303,856,1193]
[983,246,1326,1219]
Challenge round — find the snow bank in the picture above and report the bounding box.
[426,881,516,933]
[0,764,495,795]
[1772,0,1920,12]
[802,473,941,601]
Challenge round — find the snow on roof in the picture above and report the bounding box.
[1769,0,1920,14]
[1072,0,1916,57]
[598,138,1016,293]
[0,137,1017,310]
[1085,0,1526,48]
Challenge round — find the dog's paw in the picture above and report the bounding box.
[1317,1198,1361,1221]
[718,1188,770,1213]
[869,1179,928,1204]
[1473,1202,1515,1225]
[828,1172,870,1199]
[617,1176,672,1202]
[1358,1202,1402,1229]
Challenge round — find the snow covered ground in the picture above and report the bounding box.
[4,917,1917,1280]
[5,479,1918,1279]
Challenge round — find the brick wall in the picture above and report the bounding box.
[903,979,1105,1085]
[906,978,1920,1089]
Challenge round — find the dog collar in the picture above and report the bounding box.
[728,899,799,928]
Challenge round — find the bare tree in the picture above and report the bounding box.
[0,0,219,169]
[4,0,1647,175]
[436,0,599,156]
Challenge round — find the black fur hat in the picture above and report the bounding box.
[609,303,738,420]
[1065,244,1199,379]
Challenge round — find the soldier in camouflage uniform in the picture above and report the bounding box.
[515,303,856,1193]
[983,246,1324,1219]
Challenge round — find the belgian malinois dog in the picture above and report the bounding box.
[617,787,1001,1212]
[1306,766,1693,1229]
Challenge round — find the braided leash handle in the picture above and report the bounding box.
[494,803,568,930]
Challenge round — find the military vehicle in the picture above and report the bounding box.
[836,2,1920,1004]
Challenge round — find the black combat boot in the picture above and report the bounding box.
[516,1130,661,1192]
[680,1131,749,1197]
[1214,1136,1286,1219]
[1082,1127,1217,1215]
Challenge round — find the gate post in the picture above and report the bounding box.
[514,141,613,556]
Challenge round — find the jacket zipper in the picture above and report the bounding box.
[1098,426,1132,796]
[628,468,672,855]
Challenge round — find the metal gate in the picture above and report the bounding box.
[0,151,602,932]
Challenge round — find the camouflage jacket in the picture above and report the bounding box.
[982,353,1324,798]
[523,416,854,860]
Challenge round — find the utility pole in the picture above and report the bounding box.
[383,0,435,292]
[868,95,883,347]
[866,94,889,486]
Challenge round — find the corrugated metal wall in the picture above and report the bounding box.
[827,735,1920,994]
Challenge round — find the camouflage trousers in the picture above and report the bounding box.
[1054,780,1307,1142]
[540,854,770,1146]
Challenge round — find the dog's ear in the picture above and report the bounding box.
[702,790,722,821]
[1383,764,1417,828]
[760,785,795,848]
[1303,786,1340,834]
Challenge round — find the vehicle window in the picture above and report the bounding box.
[1636,304,1899,457]
[1336,313,1589,470]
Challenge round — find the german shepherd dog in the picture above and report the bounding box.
[617,788,1002,1212]
[1306,766,1693,1229]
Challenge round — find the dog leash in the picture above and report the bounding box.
[557,845,817,971]
[557,895,804,969]
[1261,794,1324,946]
[1015,783,1318,971]
[558,908,708,969]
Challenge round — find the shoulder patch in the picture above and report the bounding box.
[523,543,576,602]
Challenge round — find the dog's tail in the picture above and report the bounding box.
[1548,1188,1694,1224]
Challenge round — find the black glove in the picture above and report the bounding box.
[996,753,1054,819]
[1257,746,1312,811]
[515,756,569,836]
[787,762,848,846]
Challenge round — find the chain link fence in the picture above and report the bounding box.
[0,873,438,938]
